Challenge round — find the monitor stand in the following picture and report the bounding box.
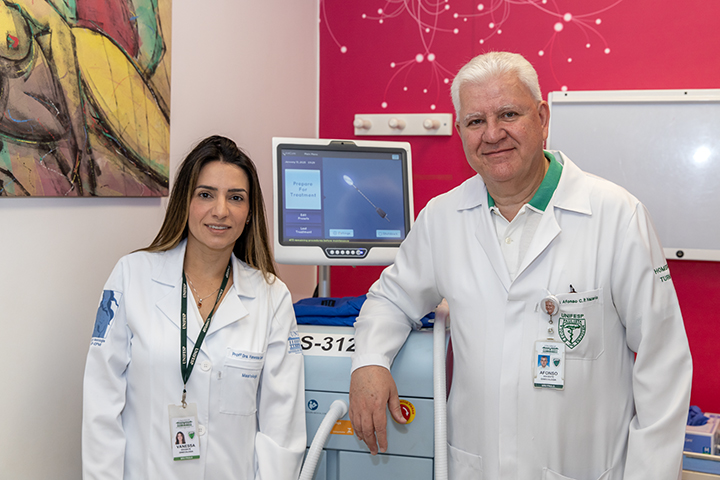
[318,265,331,297]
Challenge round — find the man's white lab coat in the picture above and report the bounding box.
[353,151,692,480]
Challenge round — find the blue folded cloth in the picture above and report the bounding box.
[293,295,367,317]
[688,405,709,426]
[294,315,358,327]
[293,295,435,328]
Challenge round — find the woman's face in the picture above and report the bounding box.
[187,161,251,256]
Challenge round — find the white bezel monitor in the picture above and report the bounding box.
[272,137,414,266]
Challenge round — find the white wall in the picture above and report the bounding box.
[0,2,317,478]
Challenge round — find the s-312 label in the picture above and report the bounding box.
[300,333,355,357]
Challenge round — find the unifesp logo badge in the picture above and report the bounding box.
[558,313,586,349]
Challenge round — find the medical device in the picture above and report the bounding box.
[299,305,449,480]
[547,89,720,261]
[272,137,414,266]
[272,138,447,479]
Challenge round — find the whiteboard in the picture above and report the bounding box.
[547,89,720,261]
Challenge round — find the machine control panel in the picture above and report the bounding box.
[324,247,368,259]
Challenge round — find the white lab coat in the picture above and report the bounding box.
[82,240,306,480]
[353,152,692,480]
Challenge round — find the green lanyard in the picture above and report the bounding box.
[180,261,231,407]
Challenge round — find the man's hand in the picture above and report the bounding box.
[349,365,406,455]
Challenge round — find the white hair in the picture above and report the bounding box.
[450,51,542,119]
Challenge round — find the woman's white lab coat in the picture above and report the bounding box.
[353,152,692,480]
[82,240,306,480]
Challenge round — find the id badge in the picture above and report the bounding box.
[533,340,565,389]
[168,403,200,461]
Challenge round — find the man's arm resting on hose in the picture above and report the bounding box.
[350,203,443,455]
[350,292,418,455]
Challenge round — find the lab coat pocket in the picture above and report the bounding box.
[448,443,482,479]
[555,288,604,360]
[220,350,265,415]
[543,467,611,480]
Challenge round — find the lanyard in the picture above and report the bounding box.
[180,261,231,407]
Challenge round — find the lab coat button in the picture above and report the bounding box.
[198,424,207,436]
[201,361,212,372]
[505,237,513,244]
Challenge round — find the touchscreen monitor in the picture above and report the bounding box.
[272,137,414,265]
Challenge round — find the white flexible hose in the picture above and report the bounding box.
[299,399,349,480]
[434,300,449,480]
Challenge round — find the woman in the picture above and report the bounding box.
[82,136,306,479]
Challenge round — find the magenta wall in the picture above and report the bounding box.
[319,0,720,412]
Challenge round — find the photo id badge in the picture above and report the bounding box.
[533,340,565,390]
[168,403,200,461]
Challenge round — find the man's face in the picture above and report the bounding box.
[545,300,555,315]
[541,356,548,367]
[455,73,549,190]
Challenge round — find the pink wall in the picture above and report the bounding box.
[319,0,720,412]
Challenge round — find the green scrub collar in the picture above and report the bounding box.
[487,151,562,211]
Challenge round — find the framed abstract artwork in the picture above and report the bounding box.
[0,0,171,197]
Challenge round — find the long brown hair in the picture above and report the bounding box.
[144,135,277,280]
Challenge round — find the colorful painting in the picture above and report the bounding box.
[0,0,171,197]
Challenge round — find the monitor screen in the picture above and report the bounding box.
[272,137,414,265]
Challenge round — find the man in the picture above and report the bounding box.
[539,355,549,368]
[349,51,692,480]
